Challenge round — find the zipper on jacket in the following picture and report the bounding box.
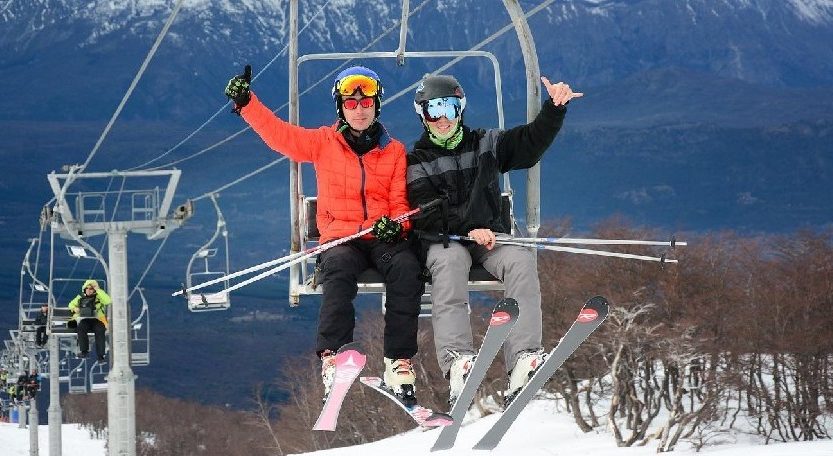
[358,155,368,232]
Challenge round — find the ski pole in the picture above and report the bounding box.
[174,198,444,297]
[449,236,677,264]
[498,235,686,247]
[502,241,676,263]
[213,198,443,294]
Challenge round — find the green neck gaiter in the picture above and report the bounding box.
[428,124,464,150]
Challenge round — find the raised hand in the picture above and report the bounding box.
[225,64,252,114]
[541,76,583,107]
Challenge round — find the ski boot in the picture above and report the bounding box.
[383,357,417,407]
[505,349,546,405]
[447,351,475,407]
[320,350,337,404]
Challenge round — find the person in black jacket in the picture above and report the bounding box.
[34,305,49,347]
[24,370,39,398]
[406,74,582,405]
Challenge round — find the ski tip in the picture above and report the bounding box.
[584,296,610,314]
[337,341,364,354]
[491,298,520,324]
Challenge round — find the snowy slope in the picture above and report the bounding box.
[0,422,105,456]
[297,399,833,456]
[1,399,832,454]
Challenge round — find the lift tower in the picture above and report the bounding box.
[47,169,187,456]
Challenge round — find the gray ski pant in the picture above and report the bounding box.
[426,241,542,376]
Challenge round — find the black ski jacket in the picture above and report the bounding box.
[406,100,566,238]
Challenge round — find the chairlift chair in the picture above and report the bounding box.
[285,21,532,315]
[184,194,232,312]
[68,357,88,394]
[57,357,70,382]
[89,360,108,392]
[129,288,150,366]
[47,277,108,336]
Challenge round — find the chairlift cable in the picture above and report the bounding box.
[301,0,437,110]
[75,0,185,177]
[128,156,284,301]
[142,0,434,172]
[192,157,287,202]
[127,235,170,303]
[131,0,339,172]
[383,0,557,105]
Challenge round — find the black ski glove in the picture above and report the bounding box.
[225,64,252,114]
[372,216,403,243]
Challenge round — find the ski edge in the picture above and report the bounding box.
[359,376,454,428]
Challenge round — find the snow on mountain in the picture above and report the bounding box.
[787,0,833,23]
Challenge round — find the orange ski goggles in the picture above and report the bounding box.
[335,74,381,97]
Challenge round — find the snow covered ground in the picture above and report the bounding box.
[0,422,105,456]
[1,400,831,455]
[299,399,833,456]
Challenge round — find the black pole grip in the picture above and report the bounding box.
[418,197,445,213]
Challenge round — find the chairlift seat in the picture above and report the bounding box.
[302,196,510,289]
[50,320,104,335]
[51,307,73,320]
[187,292,230,312]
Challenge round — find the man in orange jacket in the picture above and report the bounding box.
[226,65,423,405]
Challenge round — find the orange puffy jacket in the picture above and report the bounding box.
[242,94,412,243]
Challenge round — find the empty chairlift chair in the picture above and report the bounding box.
[184,195,232,312]
[68,358,88,394]
[89,360,108,392]
[129,288,150,366]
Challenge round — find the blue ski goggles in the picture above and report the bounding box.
[421,97,462,122]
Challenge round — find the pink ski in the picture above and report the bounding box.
[313,343,366,431]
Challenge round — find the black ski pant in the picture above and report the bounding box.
[317,238,423,360]
[35,326,48,346]
[77,318,107,357]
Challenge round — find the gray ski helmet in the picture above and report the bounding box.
[413,74,466,120]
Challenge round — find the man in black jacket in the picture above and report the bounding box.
[34,305,49,347]
[406,74,582,405]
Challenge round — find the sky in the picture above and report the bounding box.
[3,399,831,455]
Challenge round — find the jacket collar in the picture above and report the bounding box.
[332,120,393,152]
[414,125,471,152]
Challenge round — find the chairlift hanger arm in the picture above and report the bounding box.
[184,194,231,294]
